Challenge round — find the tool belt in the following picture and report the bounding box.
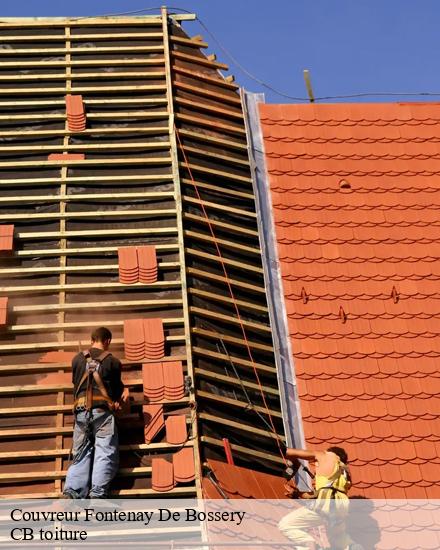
[73,395,113,411]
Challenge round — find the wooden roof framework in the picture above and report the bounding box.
[0,9,287,502]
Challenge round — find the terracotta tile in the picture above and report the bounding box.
[173,447,195,483]
[47,153,85,160]
[124,319,145,361]
[263,101,440,499]
[163,361,184,400]
[118,247,139,284]
[66,94,86,132]
[38,351,76,363]
[202,476,221,498]
[0,296,8,326]
[152,457,174,492]
[0,225,14,252]
[143,404,164,443]
[165,414,187,445]
[143,318,164,360]
[142,363,164,402]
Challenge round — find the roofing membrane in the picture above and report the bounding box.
[259,101,440,498]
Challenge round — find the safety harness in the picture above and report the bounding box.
[73,350,116,412]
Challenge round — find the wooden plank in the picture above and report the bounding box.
[183,212,259,238]
[0,71,167,81]
[176,112,245,136]
[0,98,168,108]
[189,288,267,313]
[184,229,260,255]
[11,298,182,313]
[187,267,266,294]
[181,178,253,200]
[0,44,165,54]
[0,33,163,43]
[0,191,174,205]
[15,245,178,257]
[182,144,250,167]
[178,127,246,150]
[183,196,256,218]
[199,412,285,441]
[0,208,176,222]
[0,58,165,68]
[192,328,273,353]
[192,347,276,375]
[0,487,197,499]
[0,142,171,153]
[0,126,169,138]
[0,280,180,295]
[173,81,242,107]
[0,466,156,483]
[175,96,243,121]
[162,5,202,500]
[0,111,169,121]
[180,163,252,184]
[0,440,193,459]
[190,306,271,333]
[186,249,263,274]
[0,157,171,168]
[195,368,278,395]
[0,84,167,95]
[17,227,177,239]
[9,322,185,336]
[197,390,281,417]
[201,436,284,465]
[172,65,238,90]
[0,174,173,186]
[0,14,195,25]
[171,50,228,70]
[170,35,208,48]
[0,398,188,418]
[0,348,183,374]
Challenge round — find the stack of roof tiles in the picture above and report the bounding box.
[259,102,440,498]
[118,247,139,284]
[118,245,158,284]
[137,246,158,283]
[142,361,185,402]
[151,449,195,492]
[66,94,86,132]
[124,318,164,361]
[0,225,14,252]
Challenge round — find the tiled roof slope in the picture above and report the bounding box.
[259,102,440,498]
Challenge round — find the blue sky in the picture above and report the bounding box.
[2,0,439,103]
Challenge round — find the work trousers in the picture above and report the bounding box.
[278,505,352,550]
[63,409,119,498]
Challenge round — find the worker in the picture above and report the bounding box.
[279,446,361,550]
[63,327,124,499]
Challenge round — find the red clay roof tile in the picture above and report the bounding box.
[151,457,174,492]
[260,101,440,498]
[143,404,164,444]
[47,153,85,160]
[165,414,187,445]
[173,447,195,483]
[0,225,14,252]
[0,297,7,326]
[118,247,139,284]
[207,459,288,499]
[65,94,86,132]
[142,362,164,402]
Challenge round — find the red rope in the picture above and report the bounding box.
[175,127,287,466]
